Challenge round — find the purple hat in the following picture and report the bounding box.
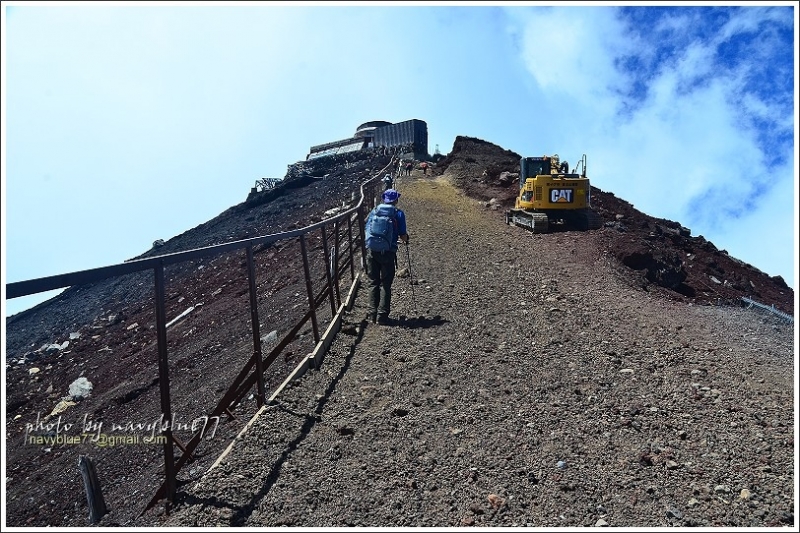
[382,189,400,203]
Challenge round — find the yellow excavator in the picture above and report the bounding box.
[505,154,603,233]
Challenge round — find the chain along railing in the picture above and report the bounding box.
[740,297,794,323]
[5,159,395,515]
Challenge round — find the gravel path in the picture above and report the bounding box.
[148,173,794,528]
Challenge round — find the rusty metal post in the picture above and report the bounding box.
[78,455,107,524]
[153,263,176,508]
[332,219,342,308]
[347,214,355,282]
[299,235,320,342]
[357,205,368,273]
[246,246,266,407]
[320,225,337,316]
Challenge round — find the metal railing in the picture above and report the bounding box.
[741,296,794,323]
[6,161,393,515]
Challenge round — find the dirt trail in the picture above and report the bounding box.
[146,170,794,528]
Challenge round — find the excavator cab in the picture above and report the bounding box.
[521,156,553,182]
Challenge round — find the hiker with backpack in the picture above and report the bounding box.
[364,188,409,325]
[382,173,394,191]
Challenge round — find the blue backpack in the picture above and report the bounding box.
[365,205,398,252]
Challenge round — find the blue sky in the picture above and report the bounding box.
[2,2,797,318]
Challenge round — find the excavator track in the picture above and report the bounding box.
[573,208,603,230]
[506,209,550,233]
[506,208,603,233]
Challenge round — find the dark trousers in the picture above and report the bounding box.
[366,249,396,317]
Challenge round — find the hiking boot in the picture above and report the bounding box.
[377,315,390,326]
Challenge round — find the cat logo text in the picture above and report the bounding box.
[550,189,574,203]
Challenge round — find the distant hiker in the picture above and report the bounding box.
[420,161,428,175]
[405,161,413,176]
[363,188,409,325]
[382,173,394,191]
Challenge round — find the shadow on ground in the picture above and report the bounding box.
[395,315,448,329]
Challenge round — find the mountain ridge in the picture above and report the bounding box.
[433,135,793,315]
[3,135,794,527]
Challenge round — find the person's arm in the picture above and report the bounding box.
[397,210,408,243]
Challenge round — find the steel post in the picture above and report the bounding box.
[299,235,320,342]
[347,215,355,282]
[246,246,266,407]
[320,225,337,316]
[153,263,176,508]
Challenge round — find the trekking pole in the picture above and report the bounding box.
[404,242,417,311]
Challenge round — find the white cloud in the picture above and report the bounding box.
[513,7,634,106]
[708,153,795,286]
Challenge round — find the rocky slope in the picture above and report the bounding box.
[147,169,795,528]
[434,136,793,314]
[4,150,394,527]
[4,137,795,528]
